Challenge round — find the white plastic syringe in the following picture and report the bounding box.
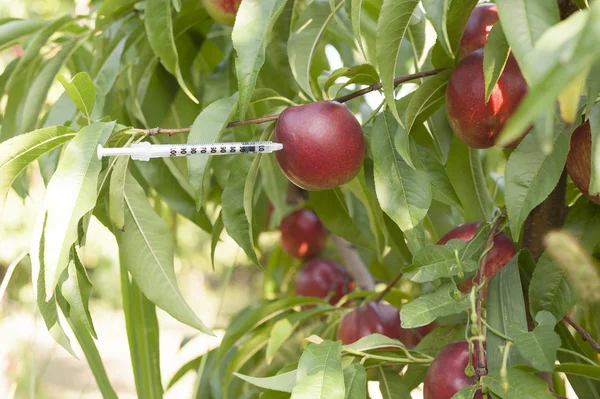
[97,141,283,161]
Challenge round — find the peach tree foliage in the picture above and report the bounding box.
[0,0,600,398]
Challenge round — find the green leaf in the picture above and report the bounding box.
[554,364,600,382]
[109,156,128,231]
[232,0,287,120]
[496,4,600,146]
[446,136,493,222]
[57,72,96,123]
[145,0,198,103]
[0,126,76,203]
[344,334,406,352]
[0,19,45,50]
[291,340,345,399]
[400,283,469,328]
[343,364,366,399]
[372,111,431,232]
[405,70,451,135]
[589,104,600,195]
[0,252,26,307]
[261,153,292,229]
[235,370,298,393]
[483,22,510,102]
[495,0,559,80]
[505,123,570,240]
[450,385,479,399]
[311,188,373,250]
[92,37,127,117]
[136,156,212,232]
[483,368,554,399]
[349,0,367,58]
[414,146,461,208]
[221,155,261,268]
[486,251,529,373]
[116,173,212,334]
[288,0,342,100]
[378,367,411,399]
[43,122,114,299]
[211,211,224,271]
[324,64,379,97]
[427,106,454,163]
[376,0,420,121]
[422,0,451,58]
[61,249,97,339]
[21,38,84,135]
[187,94,238,209]
[586,61,600,116]
[404,241,478,283]
[529,252,576,322]
[509,311,561,372]
[119,262,163,398]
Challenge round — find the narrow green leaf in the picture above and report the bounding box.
[344,334,406,352]
[21,38,83,134]
[232,0,287,120]
[291,340,345,399]
[505,124,570,240]
[221,155,261,268]
[556,323,600,398]
[483,368,554,399]
[554,364,600,382]
[376,0,420,121]
[427,106,454,163]
[119,262,163,399]
[414,146,461,208]
[211,211,224,271]
[378,367,411,399]
[350,0,366,57]
[404,241,477,283]
[483,22,510,102]
[61,249,97,339]
[145,0,198,103]
[372,111,431,232]
[0,19,45,50]
[0,126,76,203]
[509,311,561,372]
[405,70,452,135]
[495,0,559,80]
[43,122,114,299]
[92,37,127,118]
[324,64,379,97]
[116,173,212,334]
[400,284,469,328]
[343,364,366,399]
[288,0,342,100]
[57,72,96,123]
[235,370,298,393]
[109,156,128,231]
[446,136,493,222]
[450,385,479,399]
[187,94,238,209]
[422,0,451,58]
[486,252,528,373]
[585,61,600,116]
[589,103,600,195]
[529,253,576,322]
[260,152,292,229]
[0,252,26,307]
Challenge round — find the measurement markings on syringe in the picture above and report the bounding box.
[168,143,268,157]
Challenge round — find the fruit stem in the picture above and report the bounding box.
[331,234,376,291]
[372,271,403,303]
[474,211,507,379]
[225,68,447,128]
[563,315,600,353]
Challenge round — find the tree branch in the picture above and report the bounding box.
[331,234,375,291]
[563,315,600,353]
[226,68,447,128]
[373,271,403,303]
[475,212,507,378]
[127,127,192,136]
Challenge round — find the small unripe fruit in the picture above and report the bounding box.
[202,0,241,26]
[566,122,600,204]
[424,341,483,399]
[438,222,516,292]
[295,258,352,305]
[280,209,327,259]
[446,49,529,149]
[459,3,499,59]
[274,101,365,191]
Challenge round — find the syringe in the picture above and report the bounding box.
[97,141,283,161]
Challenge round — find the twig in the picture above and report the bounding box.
[475,212,507,378]
[563,315,600,353]
[127,127,192,136]
[331,234,375,291]
[373,271,403,303]
[226,68,447,128]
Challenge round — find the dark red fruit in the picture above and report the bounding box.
[295,258,352,305]
[280,209,327,259]
[459,3,499,59]
[202,0,241,26]
[274,101,365,191]
[438,222,516,292]
[566,122,600,204]
[424,341,483,399]
[336,302,413,345]
[446,49,529,149]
